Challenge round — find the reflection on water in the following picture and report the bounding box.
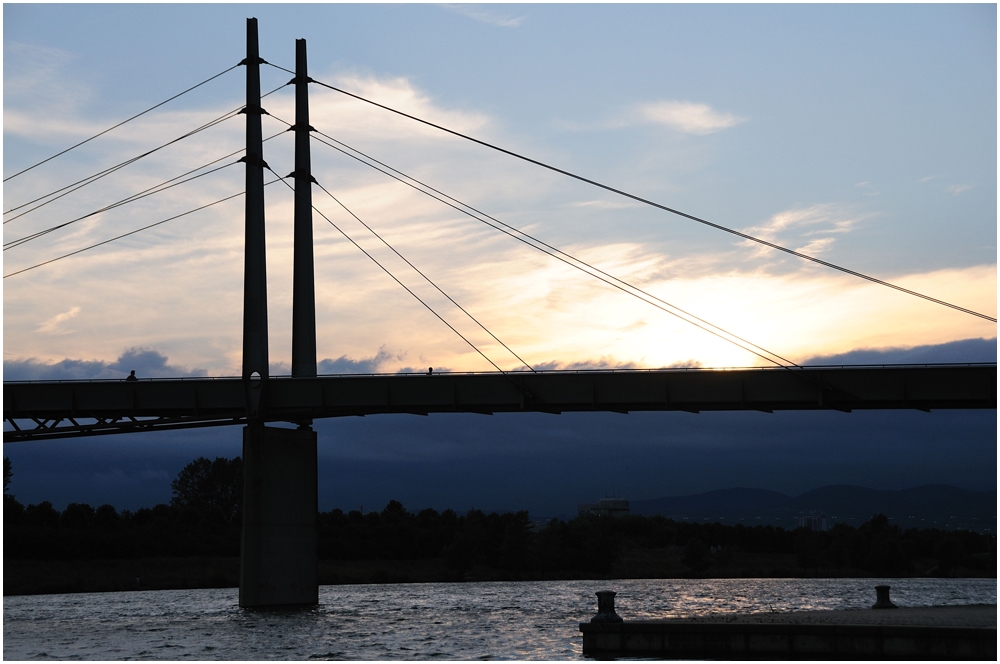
[4,578,995,660]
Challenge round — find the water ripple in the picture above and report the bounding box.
[5,578,995,660]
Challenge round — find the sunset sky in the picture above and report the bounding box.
[3,5,996,514]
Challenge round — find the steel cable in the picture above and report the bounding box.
[314,180,535,373]
[3,109,242,223]
[4,82,288,222]
[305,128,799,371]
[266,112,535,372]
[5,162,235,251]
[4,130,285,251]
[4,62,242,183]
[294,69,995,324]
[3,181,281,279]
[306,133,866,400]
[270,172,510,374]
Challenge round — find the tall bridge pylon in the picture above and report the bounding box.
[239,19,318,608]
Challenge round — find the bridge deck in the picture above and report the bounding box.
[3,364,995,441]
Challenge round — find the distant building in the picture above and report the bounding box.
[797,512,828,531]
[578,498,630,517]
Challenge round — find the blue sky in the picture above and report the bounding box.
[3,5,996,514]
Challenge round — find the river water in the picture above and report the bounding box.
[4,578,995,660]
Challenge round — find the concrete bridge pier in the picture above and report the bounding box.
[239,424,318,608]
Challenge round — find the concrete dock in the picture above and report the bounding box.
[580,604,997,659]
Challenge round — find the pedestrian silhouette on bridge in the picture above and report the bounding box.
[126,370,138,382]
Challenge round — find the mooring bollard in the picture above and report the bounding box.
[591,590,624,623]
[872,584,898,609]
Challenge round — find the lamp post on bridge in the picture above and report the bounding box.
[239,19,319,609]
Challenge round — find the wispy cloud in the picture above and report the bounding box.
[742,204,864,257]
[4,42,86,103]
[634,100,746,135]
[311,72,492,137]
[554,100,745,135]
[854,181,879,197]
[947,184,972,195]
[441,4,526,27]
[37,306,81,334]
[568,199,641,210]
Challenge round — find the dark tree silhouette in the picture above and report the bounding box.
[61,502,95,528]
[170,456,243,523]
[683,536,710,572]
[24,500,60,527]
[4,458,24,524]
[94,503,120,529]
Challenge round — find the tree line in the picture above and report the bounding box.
[4,456,995,579]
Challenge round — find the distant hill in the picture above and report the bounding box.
[630,485,996,533]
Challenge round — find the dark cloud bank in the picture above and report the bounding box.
[802,337,996,365]
[4,348,207,381]
[3,338,995,518]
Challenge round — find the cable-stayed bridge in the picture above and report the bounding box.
[4,20,995,606]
